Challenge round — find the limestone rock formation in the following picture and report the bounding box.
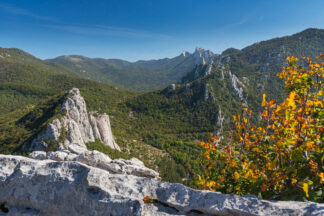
[193,47,217,66]
[24,88,120,152]
[215,105,224,142]
[0,154,323,216]
[193,48,218,79]
[89,113,120,150]
[167,84,176,92]
[204,84,216,102]
[228,71,245,100]
[29,146,159,179]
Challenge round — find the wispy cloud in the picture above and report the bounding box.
[213,15,251,33]
[0,3,56,21]
[44,24,172,39]
[0,3,170,39]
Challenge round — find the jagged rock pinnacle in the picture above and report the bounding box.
[24,88,120,152]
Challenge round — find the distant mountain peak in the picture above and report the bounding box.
[194,47,205,53]
[181,51,190,57]
[192,47,217,65]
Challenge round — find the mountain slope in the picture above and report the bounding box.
[46,48,217,92]
[122,28,324,175]
[182,28,324,108]
[0,47,136,114]
[220,28,324,101]
[0,28,323,185]
[0,48,188,182]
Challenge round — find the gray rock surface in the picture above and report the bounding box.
[89,113,120,151]
[192,48,218,79]
[28,148,160,179]
[61,88,95,146]
[24,88,120,152]
[26,119,62,151]
[215,105,225,143]
[216,56,245,101]
[0,154,323,216]
[204,84,216,102]
[167,84,176,92]
[193,47,217,66]
[228,71,244,100]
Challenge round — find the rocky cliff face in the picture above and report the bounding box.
[228,71,245,101]
[192,47,217,65]
[180,48,218,82]
[0,152,323,216]
[193,47,218,79]
[24,88,120,152]
[215,56,246,101]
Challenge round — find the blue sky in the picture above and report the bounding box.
[0,0,323,61]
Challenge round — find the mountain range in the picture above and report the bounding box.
[0,28,323,183]
[46,47,217,92]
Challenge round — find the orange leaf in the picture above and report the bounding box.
[261,94,267,107]
[233,171,240,181]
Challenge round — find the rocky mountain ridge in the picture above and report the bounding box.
[46,47,217,92]
[23,88,120,152]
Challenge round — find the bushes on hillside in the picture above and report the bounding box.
[197,55,324,202]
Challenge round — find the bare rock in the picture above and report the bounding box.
[29,151,47,160]
[1,154,323,216]
[67,143,87,154]
[228,71,244,100]
[167,84,176,92]
[46,150,69,161]
[24,88,121,152]
[60,88,95,147]
[26,119,62,151]
[89,113,120,151]
[28,149,160,180]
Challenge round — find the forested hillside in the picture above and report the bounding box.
[1,28,323,185]
[46,47,216,92]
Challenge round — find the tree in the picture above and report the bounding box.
[197,55,324,202]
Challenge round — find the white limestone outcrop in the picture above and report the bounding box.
[29,146,159,179]
[193,47,216,66]
[89,113,120,150]
[228,71,245,100]
[24,88,120,152]
[193,48,218,79]
[179,48,218,81]
[167,84,176,92]
[204,84,216,102]
[0,154,323,216]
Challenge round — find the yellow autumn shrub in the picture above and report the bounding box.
[197,55,324,202]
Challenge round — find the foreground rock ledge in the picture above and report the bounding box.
[0,155,323,216]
